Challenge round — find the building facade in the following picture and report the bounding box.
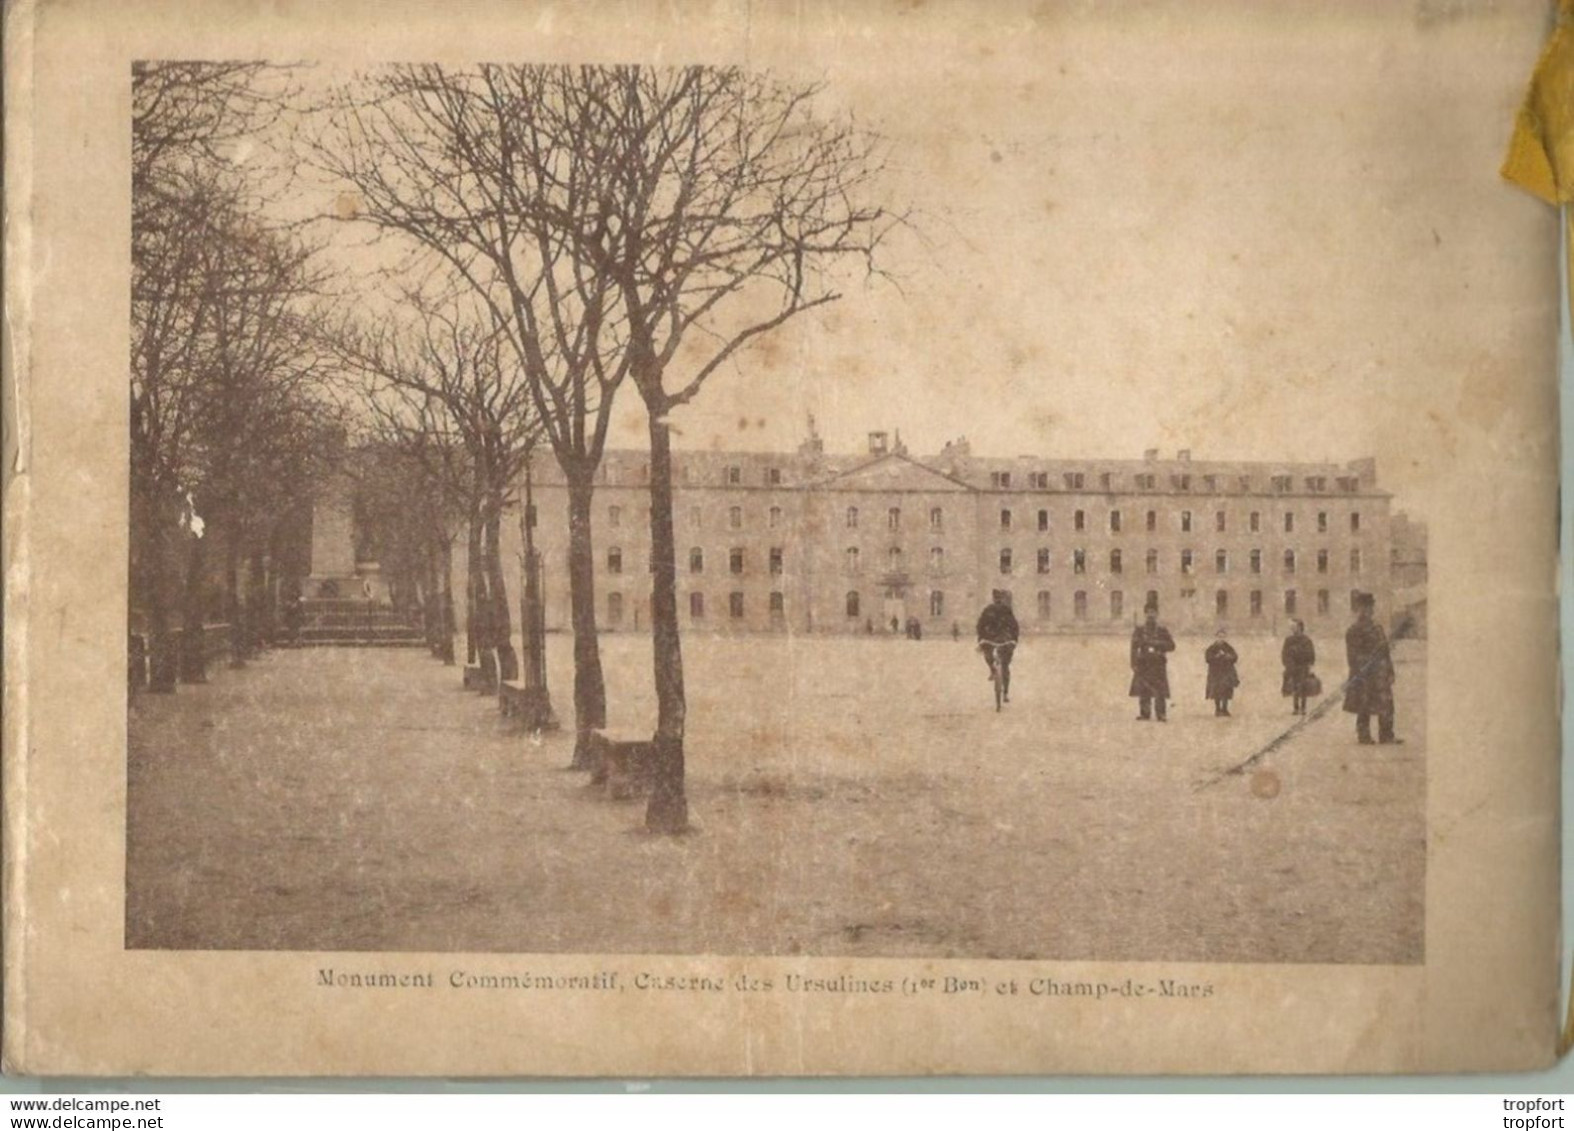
[491,426,1404,638]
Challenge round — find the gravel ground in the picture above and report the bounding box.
[126,631,1425,963]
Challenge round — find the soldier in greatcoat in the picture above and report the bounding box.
[1129,603,1176,721]
[1281,619,1317,716]
[1343,591,1398,744]
[1204,629,1240,717]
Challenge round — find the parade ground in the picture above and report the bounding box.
[126,632,1426,964]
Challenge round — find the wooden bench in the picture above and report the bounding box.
[587,728,657,800]
[463,648,499,693]
[499,679,560,731]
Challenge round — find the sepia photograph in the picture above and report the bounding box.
[12,0,1566,1081]
[125,42,1432,967]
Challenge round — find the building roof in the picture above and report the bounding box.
[522,439,1391,498]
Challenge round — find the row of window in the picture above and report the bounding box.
[607,546,789,575]
[1007,508,1362,535]
[607,465,1360,493]
[611,586,1361,624]
[986,546,1364,576]
[601,503,1366,536]
[986,470,1360,494]
[605,544,1368,577]
[714,465,787,487]
[985,588,1355,621]
[827,546,1365,576]
[607,504,792,530]
[841,507,1364,534]
[601,464,789,488]
[634,590,786,621]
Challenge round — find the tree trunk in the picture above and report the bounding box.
[147,589,178,691]
[425,539,442,655]
[565,472,608,768]
[472,516,498,690]
[132,489,177,693]
[643,412,688,834]
[464,518,484,666]
[248,550,271,651]
[486,504,518,682]
[437,534,457,665]
[179,531,209,683]
[420,542,440,655]
[224,536,246,667]
[520,470,547,693]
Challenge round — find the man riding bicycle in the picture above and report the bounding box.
[976,589,1020,704]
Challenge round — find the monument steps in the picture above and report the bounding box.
[282,598,427,648]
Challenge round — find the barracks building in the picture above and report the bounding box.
[507,424,1408,638]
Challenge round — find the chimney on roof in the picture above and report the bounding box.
[1143,448,1159,461]
[868,431,889,456]
[937,436,971,473]
[799,412,824,457]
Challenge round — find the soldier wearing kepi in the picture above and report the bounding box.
[1129,600,1176,721]
[1204,629,1240,717]
[1343,590,1399,744]
[975,589,1020,702]
[1281,619,1317,716]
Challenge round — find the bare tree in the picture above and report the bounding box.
[131,163,228,687]
[550,67,899,832]
[335,294,544,688]
[349,427,463,662]
[132,60,328,688]
[314,65,635,764]
[132,61,291,205]
[186,212,338,668]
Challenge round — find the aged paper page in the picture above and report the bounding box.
[3,0,1561,1075]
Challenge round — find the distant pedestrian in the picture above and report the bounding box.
[951,621,962,641]
[1204,629,1239,717]
[283,589,303,644]
[1129,603,1175,721]
[1343,591,1398,744]
[1281,619,1317,715]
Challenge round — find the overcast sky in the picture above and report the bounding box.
[273,4,1554,510]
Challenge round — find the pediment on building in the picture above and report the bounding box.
[813,453,975,493]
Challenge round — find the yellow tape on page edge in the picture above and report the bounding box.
[1503,0,1574,205]
[1504,0,1574,345]
[1504,0,1574,1061]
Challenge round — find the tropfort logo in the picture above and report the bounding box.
[1503,1099,1568,1131]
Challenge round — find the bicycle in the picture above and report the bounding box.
[980,638,1016,711]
